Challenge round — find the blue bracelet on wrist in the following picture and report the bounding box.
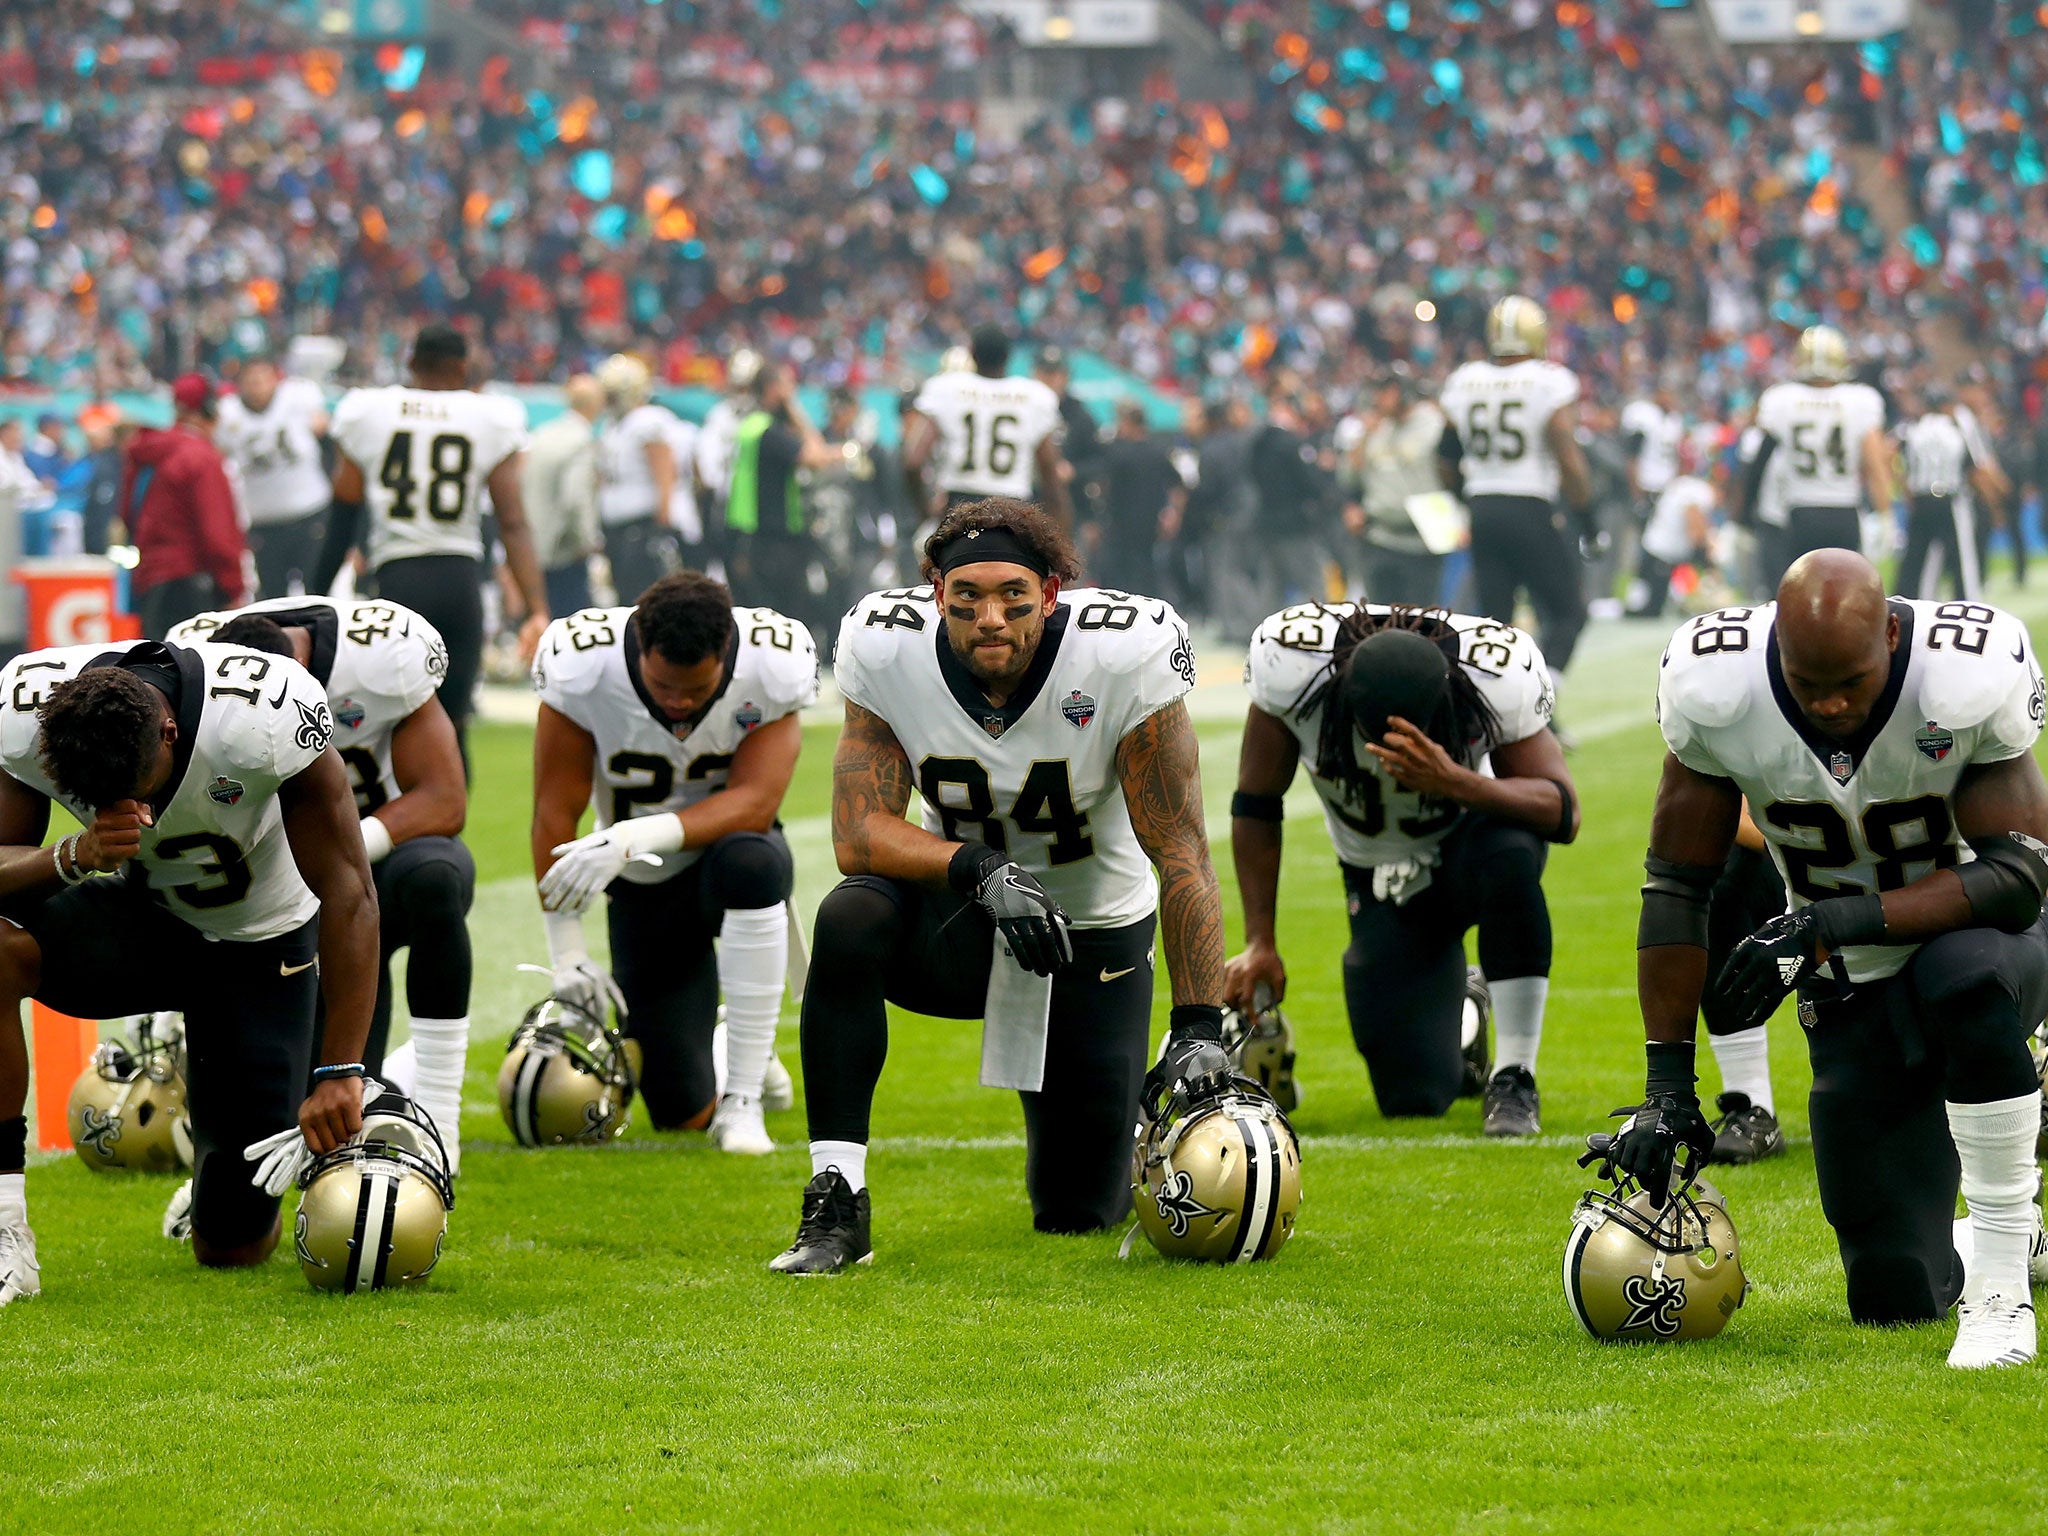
[310,1063,365,1085]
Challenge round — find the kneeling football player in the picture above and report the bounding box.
[531,572,816,1153]
[1227,602,1578,1135]
[172,596,473,1169]
[771,496,1227,1274]
[0,639,377,1302]
[1620,552,2048,1368]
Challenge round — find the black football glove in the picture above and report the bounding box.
[1141,1006,1230,1123]
[1606,1039,1713,1208]
[1716,893,1883,1031]
[950,842,1073,978]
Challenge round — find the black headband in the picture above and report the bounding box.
[932,526,1052,580]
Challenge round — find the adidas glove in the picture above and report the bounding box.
[1717,894,1884,1030]
[1609,1041,1712,1208]
[950,842,1073,978]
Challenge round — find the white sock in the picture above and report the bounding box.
[1490,976,1548,1075]
[0,1171,23,1227]
[717,906,787,1101]
[810,1140,867,1192]
[381,1039,418,1096]
[406,1016,470,1173]
[1950,1092,2041,1301]
[1709,1025,1774,1115]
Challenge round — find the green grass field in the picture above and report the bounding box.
[11,585,2048,1534]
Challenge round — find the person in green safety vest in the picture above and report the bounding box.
[722,362,841,639]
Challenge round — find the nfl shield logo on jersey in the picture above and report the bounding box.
[334,698,367,731]
[735,700,763,733]
[1060,690,1097,729]
[1915,720,1954,762]
[207,776,245,806]
[1828,750,1854,784]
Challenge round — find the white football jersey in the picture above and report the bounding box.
[330,385,527,568]
[1245,604,1553,869]
[1659,599,2044,982]
[1438,358,1580,500]
[1901,412,1974,498]
[0,641,337,940]
[696,399,742,498]
[1755,381,1885,510]
[167,596,447,817]
[1621,398,1684,495]
[597,403,681,526]
[664,415,703,540]
[911,373,1062,500]
[835,586,1197,928]
[1641,475,1715,565]
[217,377,330,524]
[533,605,818,881]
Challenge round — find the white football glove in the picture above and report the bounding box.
[243,1075,386,1196]
[553,958,629,1026]
[539,816,684,913]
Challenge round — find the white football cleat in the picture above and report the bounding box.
[709,1094,775,1155]
[0,1223,40,1305]
[1950,1213,2048,1287]
[1950,1293,2037,1369]
[163,1180,194,1242]
[762,1053,795,1114]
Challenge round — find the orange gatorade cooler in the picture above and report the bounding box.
[11,557,141,650]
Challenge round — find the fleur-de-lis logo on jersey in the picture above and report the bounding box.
[1620,1273,1687,1337]
[294,697,334,752]
[1152,1169,1217,1239]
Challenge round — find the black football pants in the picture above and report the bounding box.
[1802,918,2048,1324]
[371,554,484,759]
[606,830,792,1129]
[248,509,330,600]
[13,878,318,1249]
[1339,818,1551,1118]
[1467,494,1585,672]
[802,875,1156,1234]
[362,834,476,1078]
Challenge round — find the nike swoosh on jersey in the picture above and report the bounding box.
[280,959,317,976]
[2015,643,2027,662]
[1100,966,1138,982]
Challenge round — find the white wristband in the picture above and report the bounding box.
[360,815,394,864]
[544,908,589,968]
[615,814,686,859]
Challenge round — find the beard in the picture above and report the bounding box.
[949,621,1042,688]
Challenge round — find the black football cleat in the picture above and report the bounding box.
[768,1170,873,1275]
[1482,1065,1540,1137]
[1707,1092,1785,1165]
[1459,967,1492,1099]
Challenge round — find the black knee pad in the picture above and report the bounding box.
[811,877,902,964]
[396,855,472,929]
[701,832,794,913]
[1844,1251,1957,1326]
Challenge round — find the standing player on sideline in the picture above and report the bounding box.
[170,596,472,1168]
[316,324,552,753]
[531,572,815,1153]
[1739,326,1889,587]
[216,357,331,599]
[595,353,685,607]
[903,326,1071,529]
[1228,602,1576,1136]
[1618,551,2048,1367]
[770,497,1224,1274]
[1897,385,1999,603]
[0,638,377,1302]
[1437,295,1594,680]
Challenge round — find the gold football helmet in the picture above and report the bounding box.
[295,1091,454,1293]
[497,998,636,1147]
[1792,324,1851,384]
[1221,1001,1300,1114]
[1564,1142,1749,1342]
[1486,294,1548,359]
[597,351,653,409]
[1129,1043,1302,1263]
[67,1015,190,1173]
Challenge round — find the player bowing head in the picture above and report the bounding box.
[173,596,473,1172]
[770,496,1226,1274]
[1231,602,1575,1137]
[531,570,816,1154]
[0,638,379,1303]
[1623,549,2048,1368]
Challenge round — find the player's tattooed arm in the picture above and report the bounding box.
[1119,699,1225,1007]
[1224,705,1298,1011]
[831,701,953,884]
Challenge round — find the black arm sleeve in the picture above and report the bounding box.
[1956,833,2048,934]
[1638,853,1719,948]
[1736,435,1777,528]
[308,498,366,596]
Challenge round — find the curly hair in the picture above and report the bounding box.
[211,615,296,658]
[635,570,734,666]
[1294,606,1502,810]
[38,668,168,808]
[920,497,1082,585]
